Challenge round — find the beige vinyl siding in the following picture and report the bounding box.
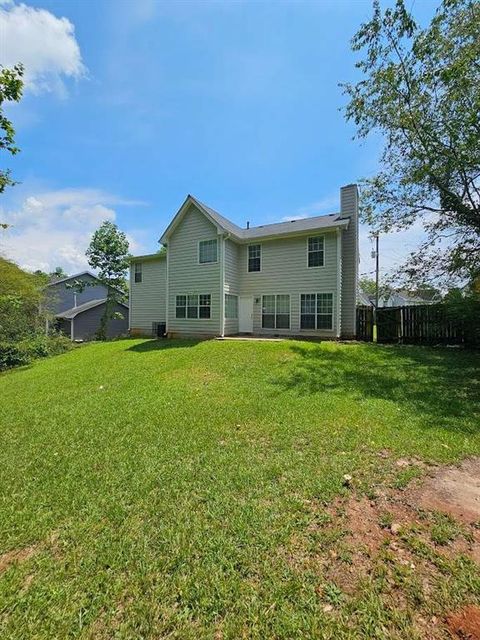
[238,232,338,336]
[167,204,221,337]
[340,185,359,337]
[129,258,167,335]
[224,239,239,335]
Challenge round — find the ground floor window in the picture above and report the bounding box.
[262,294,290,329]
[300,293,333,330]
[176,294,211,319]
[225,294,238,319]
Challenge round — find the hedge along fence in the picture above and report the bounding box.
[356,303,480,345]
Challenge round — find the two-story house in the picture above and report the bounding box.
[129,183,359,339]
[45,272,129,340]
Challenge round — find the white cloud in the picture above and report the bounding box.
[0,2,86,95]
[0,188,144,273]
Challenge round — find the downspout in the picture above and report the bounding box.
[336,228,342,338]
[70,317,74,341]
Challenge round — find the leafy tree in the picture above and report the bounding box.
[343,0,480,285]
[50,266,68,280]
[86,221,130,340]
[359,276,394,299]
[359,277,377,296]
[0,257,46,340]
[0,64,24,228]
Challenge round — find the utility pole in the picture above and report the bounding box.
[373,233,379,343]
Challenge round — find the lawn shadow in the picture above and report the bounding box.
[126,338,203,353]
[271,344,480,430]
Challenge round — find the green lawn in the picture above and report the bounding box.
[0,339,479,639]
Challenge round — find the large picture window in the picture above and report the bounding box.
[176,294,211,319]
[225,294,238,319]
[300,293,333,330]
[262,295,290,329]
[248,244,261,272]
[199,239,218,264]
[307,236,324,267]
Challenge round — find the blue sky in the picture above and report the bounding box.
[0,0,437,278]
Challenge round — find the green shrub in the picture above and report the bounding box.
[0,334,72,371]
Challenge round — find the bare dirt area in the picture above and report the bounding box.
[409,457,480,524]
[287,456,480,639]
[446,605,480,640]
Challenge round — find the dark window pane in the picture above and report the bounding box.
[176,306,186,318]
[301,314,315,329]
[308,251,323,267]
[187,306,198,319]
[199,294,211,306]
[276,314,290,329]
[317,314,332,329]
[262,314,275,329]
[248,257,261,272]
[199,306,210,319]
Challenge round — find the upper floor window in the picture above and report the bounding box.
[248,244,261,272]
[134,262,142,283]
[307,236,324,267]
[176,294,211,319]
[199,239,218,264]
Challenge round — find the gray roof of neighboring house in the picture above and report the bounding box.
[160,194,349,244]
[56,298,128,319]
[46,271,97,287]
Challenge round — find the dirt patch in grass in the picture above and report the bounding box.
[0,545,37,574]
[286,457,480,638]
[409,457,480,524]
[446,605,480,639]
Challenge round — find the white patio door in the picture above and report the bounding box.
[238,296,254,333]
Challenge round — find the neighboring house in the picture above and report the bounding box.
[45,271,129,340]
[364,291,438,308]
[129,184,359,339]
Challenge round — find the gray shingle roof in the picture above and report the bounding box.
[190,196,349,240]
[56,298,128,319]
[46,271,97,287]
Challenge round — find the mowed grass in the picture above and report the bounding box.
[0,339,479,639]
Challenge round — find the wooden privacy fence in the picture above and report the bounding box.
[356,304,480,345]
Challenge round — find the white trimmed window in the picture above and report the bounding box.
[248,244,261,272]
[225,294,238,319]
[262,295,290,329]
[300,293,333,330]
[307,236,324,267]
[176,294,211,319]
[134,262,142,283]
[199,239,218,264]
